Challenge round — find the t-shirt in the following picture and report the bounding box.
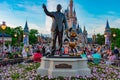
[64,47,69,54]
[33,53,42,62]
[92,53,101,64]
[22,49,27,58]
[81,53,87,58]
[92,53,101,59]
[108,55,116,61]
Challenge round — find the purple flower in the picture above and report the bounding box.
[99,78,103,80]
[48,75,52,79]
[118,75,120,78]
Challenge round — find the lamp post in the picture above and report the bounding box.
[92,34,96,44]
[104,34,107,45]
[113,33,116,46]
[104,34,108,48]
[23,34,25,38]
[23,34,26,44]
[14,34,17,37]
[14,30,21,46]
[113,33,116,37]
[104,34,107,38]
[0,21,6,54]
[14,33,17,45]
[104,34,111,49]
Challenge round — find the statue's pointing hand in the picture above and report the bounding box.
[42,4,46,9]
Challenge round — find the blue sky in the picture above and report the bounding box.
[0,0,120,37]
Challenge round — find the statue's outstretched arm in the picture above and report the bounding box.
[42,4,54,17]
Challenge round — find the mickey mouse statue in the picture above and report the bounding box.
[66,28,79,56]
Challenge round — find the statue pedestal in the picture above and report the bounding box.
[37,56,91,77]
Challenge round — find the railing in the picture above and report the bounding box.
[91,58,120,67]
[110,60,120,67]
[0,58,24,66]
[0,57,119,67]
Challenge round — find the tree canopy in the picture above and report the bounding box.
[1,26,120,48]
[96,28,120,48]
[0,26,39,46]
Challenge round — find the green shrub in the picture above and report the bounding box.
[11,73,20,80]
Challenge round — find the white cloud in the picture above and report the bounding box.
[45,0,69,34]
[45,0,120,37]
[16,3,24,7]
[28,23,45,33]
[0,1,45,32]
[108,11,116,15]
[74,3,120,37]
[0,0,120,37]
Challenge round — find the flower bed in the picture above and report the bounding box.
[89,62,120,80]
[0,63,39,80]
[0,62,120,80]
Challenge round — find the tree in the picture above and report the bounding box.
[96,28,120,48]
[0,26,14,46]
[95,33,104,45]
[0,25,40,46]
[29,29,38,44]
[10,26,23,46]
[111,28,120,48]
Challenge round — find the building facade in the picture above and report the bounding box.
[104,20,111,47]
[64,0,88,46]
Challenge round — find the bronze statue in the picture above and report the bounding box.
[42,4,68,56]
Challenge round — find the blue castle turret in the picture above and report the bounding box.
[23,20,29,46]
[76,24,82,34]
[83,26,88,44]
[104,20,111,46]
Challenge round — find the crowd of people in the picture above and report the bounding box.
[21,44,119,65]
[0,45,43,62]
[78,45,120,65]
[0,43,119,66]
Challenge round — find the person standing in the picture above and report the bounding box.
[32,49,42,62]
[113,47,119,60]
[22,47,27,59]
[42,46,46,56]
[106,52,116,65]
[92,50,101,64]
[42,4,68,56]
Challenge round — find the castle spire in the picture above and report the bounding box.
[104,20,111,34]
[74,8,76,16]
[83,26,86,32]
[67,6,69,11]
[69,0,73,17]
[77,24,82,34]
[77,24,80,29]
[24,20,29,33]
[83,26,87,35]
[106,19,110,29]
